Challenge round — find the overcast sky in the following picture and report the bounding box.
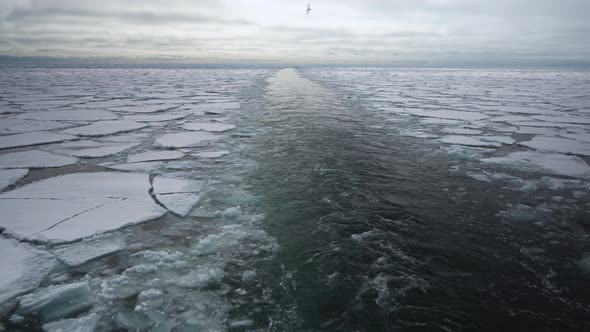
[1,0,589,65]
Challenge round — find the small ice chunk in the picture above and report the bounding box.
[154,132,220,148]
[18,282,93,321]
[0,238,56,306]
[42,313,100,332]
[182,122,236,132]
[229,319,255,328]
[438,145,485,160]
[0,169,28,190]
[440,135,501,147]
[408,109,488,121]
[241,270,257,282]
[17,109,117,121]
[177,267,224,288]
[481,152,590,179]
[578,256,590,274]
[48,141,138,158]
[0,131,77,149]
[127,150,184,163]
[193,150,230,159]
[152,177,204,216]
[52,233,126,266]
[0,150,78,169]
[519,136,590,156]
[62,121,147,137]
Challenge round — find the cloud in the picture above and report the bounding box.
[0,0,589,65]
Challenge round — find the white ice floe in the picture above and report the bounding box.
[152,177,205,216]
[519,136,590,156]
[42,313,100,332]
[490,115,532,123]
[154,132,220,149]
[439,135,502,147]
[127,150,184,163]
[441,128,483,135]
[124,113,188,122]
[481,151,590,179]
[400,130,439,139]
[17,282,93,321]
[0,131,77,149]
[48,141,138,158]
[559,133,590,143]
[531,115,590,124]
[102,161,164,173]
[182,122,237,132]
[0,150,78,169]
[52,233,126,267]
[0,119,71,135]
[408,109,488,121]
[101,133,150,143]
[476,135,516,145]
[0,169,28,190]
[0,172,167,243]
[62,121,147,137]
[109,104,179,113]
[16,109,117,121]
[420,118,463,125]
[194,150,230,159]
[0,238,56,306]
[515,127,562,135]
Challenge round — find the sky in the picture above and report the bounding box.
[1,0,589,66]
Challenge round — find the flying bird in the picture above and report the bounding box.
[307,3,312,14]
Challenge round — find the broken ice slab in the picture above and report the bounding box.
[0,172,167,243]
[0,169,28,191]
[47,141,139,158]
[16,109,118,121]
[42,313,100,332]
[61,120,147,137]
[52,233,126,267]
[17,282,93,321]
[439,135,502,148]
[519,136,590,156]
[127,150,184,163]
[182,122,237,132]
[481,151,590,179]
[0,131,77,149]
[152,177,205,217]
[0,119,70,135]
[0,238,56,307]
[154,132,220,149]
[101,161,164,173]
[0,150,78,169]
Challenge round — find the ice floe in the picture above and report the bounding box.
[183,122,237,132]
[42,313,100,332]
[47,141,138,158]
[0,150,78,169]
[127,150,184,163]
[194,150,230,159]
[124,113,188,122]
[152,177,204,216]
[16,110,117,121]
[62,121,147,137]
[102,161,164,173]
[109,104,179,113]
[519,136,590,156]
[407,109,488,121]
[154,132,220,149]
[0,131,77,149]
[0,238,56,306]
[0,169,28,191]
[17,282,93,321]
[439,135,501,147]
[0,172,167,243]
[52,233,126,267]
[481,151,590,179]
[0,119,70,135]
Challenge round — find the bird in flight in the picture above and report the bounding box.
[307,3,312,14]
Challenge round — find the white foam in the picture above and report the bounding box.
[0,150,78,169]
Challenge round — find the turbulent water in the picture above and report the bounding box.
[0,66,589,331]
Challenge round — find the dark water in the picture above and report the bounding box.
[241,69,590,331]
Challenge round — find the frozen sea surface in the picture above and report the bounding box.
[1,66,589,331]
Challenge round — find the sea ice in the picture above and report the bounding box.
[182,122,237,132]
[0,131,77,149]
[17,282,93,321]
[194,150,230,159]
[152,177,204,216]
[476,135,516,145]
[441,128,483,135]
[408,109,488,121]
[127,150,184,163]
[531,115,590,124]
[154,132,220,148]
[62,121,147,137]
[420,118,463,125]
[0,172,167,243]
[48,141,138,158]
[52,233,126,266]
[0,169,28,191]
[16,110,117,121]
[481,151,590,179]
[109,104,179,113]
[42,313,100,332]
[124,113,187,122]
[0,119,70,135]
[0,150,78,169]
[439,135,501,148]
[0,238,56,306]
[519,136,590,156]
[102,161,164,173]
